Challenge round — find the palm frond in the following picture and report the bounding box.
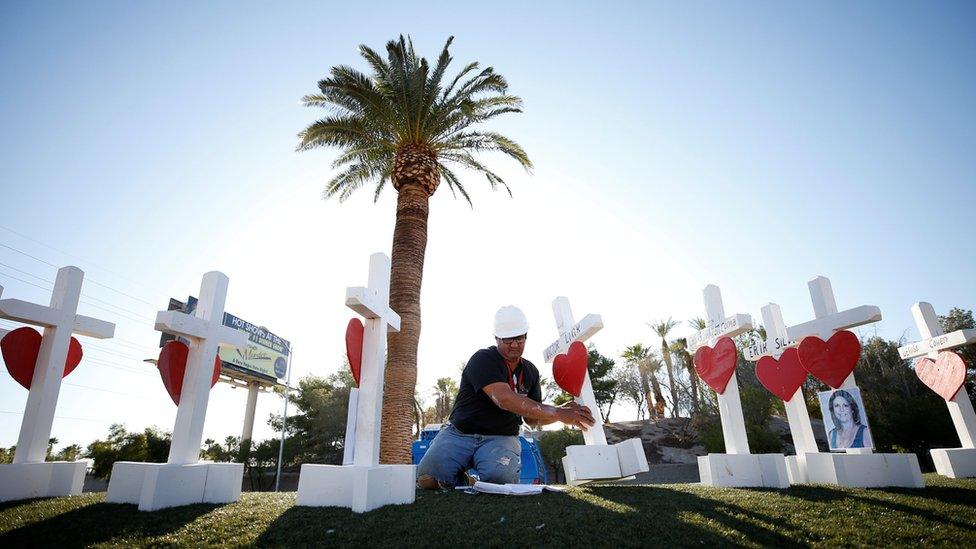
[299,36,531,203]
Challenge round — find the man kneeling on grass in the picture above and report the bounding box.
[417,305,595,489]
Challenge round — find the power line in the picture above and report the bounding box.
[63,380,149,399]
[0,225,171,301]
[0,410,113,423]
[0,269,155,328]
[0,242,165,308]
[0,260,158,318]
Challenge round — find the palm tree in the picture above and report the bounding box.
[650,318,680,418]
[621,344,665,420]
[432,377,458,424]
[671,337,699,414]
[299,37,531,463]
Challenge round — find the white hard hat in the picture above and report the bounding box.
[494,305,529,338]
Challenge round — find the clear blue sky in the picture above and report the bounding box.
[1,1,974,450]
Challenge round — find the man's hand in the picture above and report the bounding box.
[556,401,595,429]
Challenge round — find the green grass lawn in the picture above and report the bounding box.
[2,474,975,547]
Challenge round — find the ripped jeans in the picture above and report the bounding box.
[416,424,521,487]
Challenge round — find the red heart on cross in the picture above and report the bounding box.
[553,341,588,397]
[797,330,861,389]
[756,347,808,401]
[345,318,364,387]
[156,341,221,405]
[915,351,967,401]
[693,336,738,394]
[1,327,83,390]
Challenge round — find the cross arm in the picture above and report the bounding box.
[542,314,603,363]
[786,305,881,341]
[0,298,60,326]
[155,310,210,339]
[217,325,251,349]
[686,314,753,351]
[345,287,401,332]
[898,329,976,360]
[155,310,250,347]
[74,315,115,339]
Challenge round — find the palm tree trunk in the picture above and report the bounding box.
[650,377,666,419]
[661,341,679,418]
[380,184,430,464]
[639,371,654,419]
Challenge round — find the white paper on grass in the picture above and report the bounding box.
[454,482,567,496]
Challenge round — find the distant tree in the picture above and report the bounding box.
[432,377,458,423]
[0,445,14,464]
[650,319,681,417]
[622,343,664,419]
[202,436,240,463]
[612,359,647,420]
[538,428,583,483]
[270,371,354,465]
[587,345,618,421]
[84,424,171,479]
[671,338,702,415]
[52,444,83,462]
[940,307,976,393]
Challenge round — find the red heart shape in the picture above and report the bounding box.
[915,351,967,401]
[1,327,83,390]
[756,347,808,401]
[156,341,221,405]
[552,341,588,397]
[797,330,861,389]
[694,337,738,394]
[345,318,364,387]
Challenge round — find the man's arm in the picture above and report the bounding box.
[482,382,595,429]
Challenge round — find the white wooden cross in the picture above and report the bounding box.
[0,266,115,464]
[543,297,605,446]
[899,302,976,449]
[787,276,880,455]
[688,284,754,455]
[758,303,819,455]
[155,271,249,464]
[345,253,400,467]
[787,276,882,389]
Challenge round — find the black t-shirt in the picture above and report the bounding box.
[449,346,542,436]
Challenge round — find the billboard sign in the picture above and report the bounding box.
[160,297,290,381]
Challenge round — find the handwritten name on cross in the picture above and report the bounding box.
[345,253,400,467]
[0,267,115,464]
[687,285,752,352]
[787,276,882,388]
[544,297,606,446]
[743,301,797,361]
[902,302,976,449]
[155,271,249,465]
[694,284,753,454]
[898,303,976,361]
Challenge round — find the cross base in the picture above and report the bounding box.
[804,452,923,487]
[931,447,976,478]
[106,462,243,511]
[296,464,416,513]
[562,438,648,485]
[785,454,812,484]
[0,461,86,502]
[697,454,790,488]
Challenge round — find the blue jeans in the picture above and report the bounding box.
[416,425,521,487]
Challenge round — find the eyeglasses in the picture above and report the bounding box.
[499,335,527,344]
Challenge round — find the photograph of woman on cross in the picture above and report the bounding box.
[820,388,874,451]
